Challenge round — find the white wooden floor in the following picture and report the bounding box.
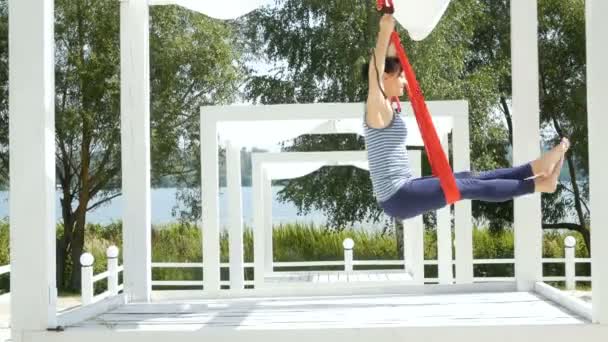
[66,291,586,331]
[265,270,412,284]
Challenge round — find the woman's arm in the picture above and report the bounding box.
[366,14,395,129]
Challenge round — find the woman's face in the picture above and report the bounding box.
[383,70,406,98]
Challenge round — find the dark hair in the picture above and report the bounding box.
[361,56,403,82]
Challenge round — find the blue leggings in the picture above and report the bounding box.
[380,163,536,220]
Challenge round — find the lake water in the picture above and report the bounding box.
[0,187,387,231]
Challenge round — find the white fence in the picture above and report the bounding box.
[147,236,590,290]
[80,246,124,305]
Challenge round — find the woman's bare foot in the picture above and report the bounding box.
[531,137,570,177]
[534,157,564,193]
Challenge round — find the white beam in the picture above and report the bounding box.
[226,142,245,291]
[202,101,469,122]
[586,0,608,324]
[252,157,265,288]
[511,0,543,291]
[9,0,58,335]
[120,0,152,303]
[263,171,273,272]
[201,117,221,294]
[453,107,473,284]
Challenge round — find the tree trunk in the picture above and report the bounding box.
[500,96,513,145]
[69,208,87,291]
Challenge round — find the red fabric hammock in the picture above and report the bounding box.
[377,0,461,204]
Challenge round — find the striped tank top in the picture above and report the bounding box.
[363,109,414,203]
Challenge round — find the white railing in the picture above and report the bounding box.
[0,264,9,276]
[150,236,590,290]
[80,246,124,305]
[0,264,9,296]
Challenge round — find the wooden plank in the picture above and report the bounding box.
[586,0,608,325]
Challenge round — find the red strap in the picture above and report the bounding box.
[389,31,461,204]
[376,0,395,13]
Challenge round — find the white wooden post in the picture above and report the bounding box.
[586,0,608,324]
[252,157,266,288]
[343,239,354,273]
[80,253,95,306]
[226,141,245,291]
[437,135,453,284]
[107,246,120,296]
[9,0,58,334]
[564,236,576,292]
[201,115,221,294]
[263,170,274,272]
[511,0,543,291]
[120,0,152,302]
[403,150,424,284]
[403,220,412,273]
[453,105,473,284]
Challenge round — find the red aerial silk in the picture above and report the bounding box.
[376,0,461,204]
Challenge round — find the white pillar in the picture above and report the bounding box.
[252,158,266,288]
[120,0,152,302]
[437,135,453,284]
[9,0,58,335]
[403,150,424,284]
[586,0,608,324]
[263,171,274,272]
[511,0,543,291]
[453,106,473,284]
[201,116,221,294]
[226,141,245,291]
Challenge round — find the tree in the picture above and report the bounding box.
[53,1,242,290]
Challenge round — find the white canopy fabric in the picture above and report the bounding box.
[392,0,451,41]
[150,0,451,41]
[217,116,453,148]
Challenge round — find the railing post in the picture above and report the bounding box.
[80,253,95,305]
[343,238,354,273]
[564,236,576,291]
[107,246,119,296]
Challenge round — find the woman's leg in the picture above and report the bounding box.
[452,137,570,181]
[382,176,536,220]
[454,163,534,181]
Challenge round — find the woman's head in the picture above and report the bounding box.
[362,56,406,98]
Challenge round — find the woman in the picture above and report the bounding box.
[363,14,569,220]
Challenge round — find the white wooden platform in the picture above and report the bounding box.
[24,289,608,342]
[67,291,587,329]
